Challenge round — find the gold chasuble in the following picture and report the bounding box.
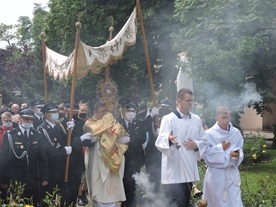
[84,112,128,175]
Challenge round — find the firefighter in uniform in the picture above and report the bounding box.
[118,99,158,207]
[145,99,173,193]
[31,100,45,129]
[38,101,72,206]
[0,109,49,206]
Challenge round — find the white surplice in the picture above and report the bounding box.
[202,122,244,207]
[155,112,207,184]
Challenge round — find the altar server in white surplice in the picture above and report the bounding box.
[155,88,207,207]
[202,106,244,207]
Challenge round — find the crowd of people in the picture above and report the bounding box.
[0,87,244,207]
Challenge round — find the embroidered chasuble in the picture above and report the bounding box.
[84,112,128,175]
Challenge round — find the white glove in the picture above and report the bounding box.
[80,132,92,142]
[91,136,98,142]
[65,146,72,154]
[66,119,75,130]
[150,107,159,118]
[117,136,130,144]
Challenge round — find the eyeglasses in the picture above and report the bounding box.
[222,116,231,120]
[183,99,194,103]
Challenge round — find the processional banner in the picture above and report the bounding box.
[45,7,137,81]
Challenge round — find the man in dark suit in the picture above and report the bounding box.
[145,99,173,193]
[118,100,158,207]
[0,109,49,206]
[38,101,72,206]
[31,100,45,129]
[57,101,90,206]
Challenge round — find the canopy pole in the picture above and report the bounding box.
[136,0,159,126]
[105,18,114,81]
[41,32,48,104]
[64,21,82,182]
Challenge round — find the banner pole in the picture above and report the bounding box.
[41,32,49,104]
[105,19,114,81]
[136,0,159,126]
[64,21,82,182]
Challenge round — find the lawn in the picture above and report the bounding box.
[240,149,276,206]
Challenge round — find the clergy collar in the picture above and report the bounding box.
[175,108,191,119]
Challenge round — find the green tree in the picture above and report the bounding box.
[15,16,33,48]
[0,23,16,47]
[39,0,178,104]
[0,3,52,105]
[0,45,35,105]
[174,0,276,118]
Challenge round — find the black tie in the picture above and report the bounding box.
[24,130,28,138]
[128,122,131,130]
[40,117,43,122]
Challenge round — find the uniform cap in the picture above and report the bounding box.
[0,106,11,115]
[63,101,79,111]
[119,96,137,110]
[31,100,45,108]
[121,101,137,110]
[160,99,173,107]
[41,101,59,113]
[63,101,70,108]
[19,109,34,118]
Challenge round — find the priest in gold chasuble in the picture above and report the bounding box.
[82,101,129,207]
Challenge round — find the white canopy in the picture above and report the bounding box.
[45,7,137,81]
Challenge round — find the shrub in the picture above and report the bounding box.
[243,133,267,164]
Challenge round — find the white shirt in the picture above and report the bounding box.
[19,125,30,137]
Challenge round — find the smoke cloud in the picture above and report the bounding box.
[197,82,262,114]
[133,171,169,207]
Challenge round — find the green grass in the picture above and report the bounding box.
[240,149,276,206]
[240,149,276,192]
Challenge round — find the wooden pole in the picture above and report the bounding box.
[136,0,159,126]
[105,19,114,81]
[41,32,49,104]
[64,21,82,182]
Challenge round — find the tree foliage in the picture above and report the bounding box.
[0,23,16,47]
[173,0,276,116]
[40,0,178,104]
[1,0,275,119]
[0,46,35,104]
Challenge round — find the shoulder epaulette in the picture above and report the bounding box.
[7,128,16,133]
[56,118,64,123]
[32,128,41,134]
[57,121,67,135]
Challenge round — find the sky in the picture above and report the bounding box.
[0,0,49,48]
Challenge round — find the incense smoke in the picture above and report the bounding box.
[198,82,262,114]
[133,171,169,207]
